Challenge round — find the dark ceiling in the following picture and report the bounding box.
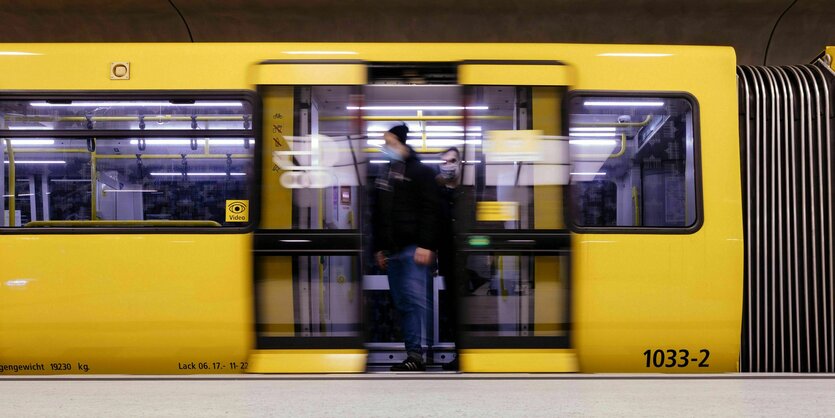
[0,0,832,65]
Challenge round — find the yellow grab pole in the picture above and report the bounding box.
[4,139,15,226]
[90,143,97,221]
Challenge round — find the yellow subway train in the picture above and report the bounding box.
[0,43,832,374]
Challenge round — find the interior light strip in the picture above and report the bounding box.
[4,160,66,164]
[569,139,618,146]
[7,126,52,131]
[568,133,619,137]
[367,132,482,138]
[150,172,246,176]
[367,139,482,147]
[103,189,159,193]
[128,139,255,145]
[346,106,488,111]
[569,127,616,132]
[583,101,664,107]
[7,139,56,145]
[30,101,244,107]
[366,126,483,132]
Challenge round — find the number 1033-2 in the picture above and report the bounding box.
[643,349,710,368]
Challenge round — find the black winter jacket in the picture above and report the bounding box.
[373,150,440,254]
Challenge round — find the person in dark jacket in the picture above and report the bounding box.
[434,146,472,371]
[373,123,440,371]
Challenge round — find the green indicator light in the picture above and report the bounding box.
[469,236,490,247]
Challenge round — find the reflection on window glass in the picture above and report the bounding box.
[568,96,698,228]
[1,97,255,228]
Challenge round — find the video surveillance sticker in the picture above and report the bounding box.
[225,200,249,222]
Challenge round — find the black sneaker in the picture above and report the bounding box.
[390,356,426,372]
[441,357,459,371]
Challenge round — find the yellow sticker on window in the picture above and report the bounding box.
[225,200,249,222]
[476,201,519,221]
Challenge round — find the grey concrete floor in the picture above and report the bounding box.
[2,374,835,417]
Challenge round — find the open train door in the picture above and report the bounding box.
[247,60,368,372]
[456,61,577,372]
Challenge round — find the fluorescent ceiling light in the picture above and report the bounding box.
[369,160,389,164]
[347,106,488,111]
[4,160,66,164]
[282,51,358,55]
[570,172,606,176]
[366,126,482,132]
[8,126,52,130]
[50,179,89,182]
[128,139,254,146]
[0,51,41,56]
[367,139,482,147]
[4,193,34,197]
[584,101,664,107]
[568,133,619,137]
[419,159,444,164]
[368,132,481,138]
[598,53,673,57]
[103,189,159,193]
[30,101,243,107]
[407,139,483,146]
[7,139,55,145]
[150,172,245,176]
[569,139,618,146]
[425,126,482,132]
[569,127,616,132]
[407,139,464,147]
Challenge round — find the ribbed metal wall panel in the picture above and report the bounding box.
[738,61,834,372]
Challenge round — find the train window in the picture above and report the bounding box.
[567,94,699,229]
[1,96,256,229]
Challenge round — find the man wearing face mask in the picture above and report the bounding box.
[435,147,474,371]
[373,123,440,371]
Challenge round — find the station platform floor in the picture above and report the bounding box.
[2,374,834,417]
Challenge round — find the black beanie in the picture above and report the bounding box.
[387,124,409,144]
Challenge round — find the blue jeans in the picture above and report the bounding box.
[387,245,433,357]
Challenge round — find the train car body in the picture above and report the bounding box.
[0,43,751,374]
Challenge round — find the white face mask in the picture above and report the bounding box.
[381,144,404,162]
[439,163,459,180]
